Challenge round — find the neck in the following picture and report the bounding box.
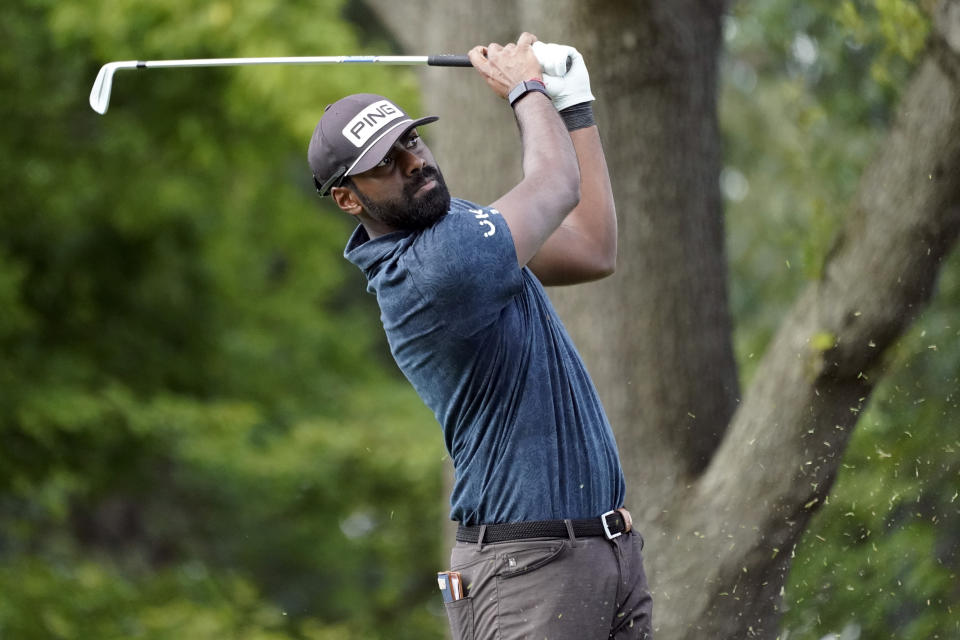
[359,217,396,239]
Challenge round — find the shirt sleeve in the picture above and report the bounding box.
[404,203,523,336]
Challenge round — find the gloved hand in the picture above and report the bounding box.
[531,41,595,111]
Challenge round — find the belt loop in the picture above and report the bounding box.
[563,519,578,547]
[476,524,487,552]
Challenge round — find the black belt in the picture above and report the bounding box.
[456,508,632,544]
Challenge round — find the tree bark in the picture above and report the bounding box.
[366,0,960,637]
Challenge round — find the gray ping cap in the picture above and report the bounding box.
[308,93,438,195]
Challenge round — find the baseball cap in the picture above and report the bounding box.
[308,93,439,196]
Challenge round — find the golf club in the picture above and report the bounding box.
[89,49,573,115]
[89,55,474,115]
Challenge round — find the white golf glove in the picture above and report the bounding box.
[532,41,595,111]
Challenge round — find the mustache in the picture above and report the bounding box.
[405,166,442,197]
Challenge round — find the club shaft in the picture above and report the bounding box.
[140,54,470,69]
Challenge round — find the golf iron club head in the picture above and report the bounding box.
[89,61,140,114]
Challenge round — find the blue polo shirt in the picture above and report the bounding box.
[345,198,625,525]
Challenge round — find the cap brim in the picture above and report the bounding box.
[346,115,439,176]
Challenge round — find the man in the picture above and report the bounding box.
[308,33,652,639]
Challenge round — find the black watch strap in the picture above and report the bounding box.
[508,79,548,108]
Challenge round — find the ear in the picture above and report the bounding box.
[330,185,363,217]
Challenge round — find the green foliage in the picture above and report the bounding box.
[721,1,957,637]
[835,0,931,86]
[0,558,293,640]
[782,251,960,640]
[721,0,934,380]
[1,0,445,637]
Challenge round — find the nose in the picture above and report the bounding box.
[394,145,424,176]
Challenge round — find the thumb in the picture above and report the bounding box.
[540,73,565,98]
[531,41,574,77]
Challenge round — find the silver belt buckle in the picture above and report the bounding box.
[600,510,621,540]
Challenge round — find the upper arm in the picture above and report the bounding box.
[490,177,579,268]
[526,220,616,285]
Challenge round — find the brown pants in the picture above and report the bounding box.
[443,530,653,639]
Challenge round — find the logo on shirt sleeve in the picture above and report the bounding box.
[469,207,497,238]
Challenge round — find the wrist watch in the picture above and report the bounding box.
[508,79,548,108]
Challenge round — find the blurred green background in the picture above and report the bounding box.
[0,0,956,638]
[723,1,958,638]
[2,1,443,638]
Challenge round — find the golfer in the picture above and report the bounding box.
[308,32,652,639]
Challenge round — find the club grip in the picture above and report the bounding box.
[427,54,473,67]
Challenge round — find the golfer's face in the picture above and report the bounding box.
[346,129,451,233]
[351,130,438,202]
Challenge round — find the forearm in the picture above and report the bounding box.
[513,93,581,225]
[564,125,618,259]
[488,90,582,268]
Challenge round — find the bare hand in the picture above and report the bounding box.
[468,32,543,100]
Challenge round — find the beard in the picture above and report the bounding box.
[353,166,452,232]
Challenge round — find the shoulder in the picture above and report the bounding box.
[413,199,516,268]
[427,199,511,245]
[402,199,521,308]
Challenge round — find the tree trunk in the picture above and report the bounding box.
[366,0,960,637]
[531,0,740,513]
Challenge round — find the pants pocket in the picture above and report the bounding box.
[495,543,573,637]
[444,597,475,640]
[497,542,566,579]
